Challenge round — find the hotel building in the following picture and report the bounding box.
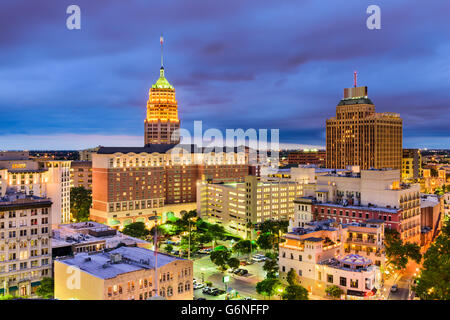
[279,219,383,299]
[0,191,52,297]
[197,175,302,238]
[90,145,250,228]
[54,246,193,300]
[326,84,402,171]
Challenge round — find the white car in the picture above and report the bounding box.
[193,283,205,290]
[251,255,267,262]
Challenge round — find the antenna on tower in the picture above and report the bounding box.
[354,71,357,87]
[160,34,164,69]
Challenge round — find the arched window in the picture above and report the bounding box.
[160,287,166,297]
[178,282,184,293]
[185,281,190,291]
[167,286,173,297]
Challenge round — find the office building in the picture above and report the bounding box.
[326,83,402,171]
[288,150,326,167]
[197,176,302,238]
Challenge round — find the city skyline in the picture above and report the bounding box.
[1,0,449,150]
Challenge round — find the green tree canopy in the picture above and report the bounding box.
[281,284,309,300]
[286,268,299,286]
[210,247,231,271]
[413,221,450,300]
[36,277,54,299]
[256,278,282,299]
[263,258,279,279]
[164,244,173,254]
[227,257,240,270]
[122,222,150,239]
[208,224,227,247]
[70,187,92,222]
[385,229,422,270]
[233,240,252,256]
[325,285,344,299]
[257,233,275,251]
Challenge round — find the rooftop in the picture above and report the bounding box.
[57,247,185,280]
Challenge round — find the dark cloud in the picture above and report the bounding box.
[0,0,449,149]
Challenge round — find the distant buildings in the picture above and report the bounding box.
[0,151,71,226]
[421,168,447,193]
[79,147,101,162]
[0,191,52,297]
[419,194,443,247]
[326,84,402,171]
[197,176,302,238]
[288,150,326,167]
[70,161,92,190]
[279,219,382,299]
[54,246,193,300]
[402,149,422,182]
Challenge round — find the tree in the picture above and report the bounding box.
[385,229,422,270]
[36,277,54,299]
[227,257,240,270]
[208,224,227,249]
[256,278,282,299]
[210,247,231,271]
[164,244,173,254]
[281,284,309,300]
[122,222,150,239]
[325,285,344,299]
[286,268,299,286]
[70,186,92,222]
[263,258,278,279]
[413,221,450,300]
[233,240,252,257]
[257,233,275,251]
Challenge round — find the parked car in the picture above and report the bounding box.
[390,284,398,293]
[238,269,248,276]
[210,288,225,296]
[251,255,266,262]
[198,248,213,254]
[233,268,243,274]
[202,287,213,294]
[193,283,205,290]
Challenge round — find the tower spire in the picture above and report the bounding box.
[160,34,164,69]
[354,70,357,87]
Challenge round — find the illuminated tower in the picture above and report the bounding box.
[326,72,403,170]
[144,35,180,145]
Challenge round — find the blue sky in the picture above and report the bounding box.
[0,0,449,150]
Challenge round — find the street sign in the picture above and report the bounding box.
[223,275,230,283]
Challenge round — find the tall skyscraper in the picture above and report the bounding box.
[144,36,180,145]
[326,75,402,171]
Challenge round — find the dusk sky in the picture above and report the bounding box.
[0,0,449,150]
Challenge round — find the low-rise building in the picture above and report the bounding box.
[54,246,193,300]
[0,191,52,297]
[279,219,382,299]
[52,221,151,258]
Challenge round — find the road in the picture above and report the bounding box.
[192,254,267,300]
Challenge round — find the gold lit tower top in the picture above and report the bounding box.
[144,35,180,145]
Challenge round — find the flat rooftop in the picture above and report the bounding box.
[57,247,186,280]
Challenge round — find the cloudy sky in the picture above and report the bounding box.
[0,0,449,150]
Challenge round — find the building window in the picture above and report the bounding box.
[350,279,358,288]
[327,274,333,283]
[340,277,347,287]
[298,255,302,261]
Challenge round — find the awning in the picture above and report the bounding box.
[9,286,18,292]
[31,281,41,287]
[0,288,4,294]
